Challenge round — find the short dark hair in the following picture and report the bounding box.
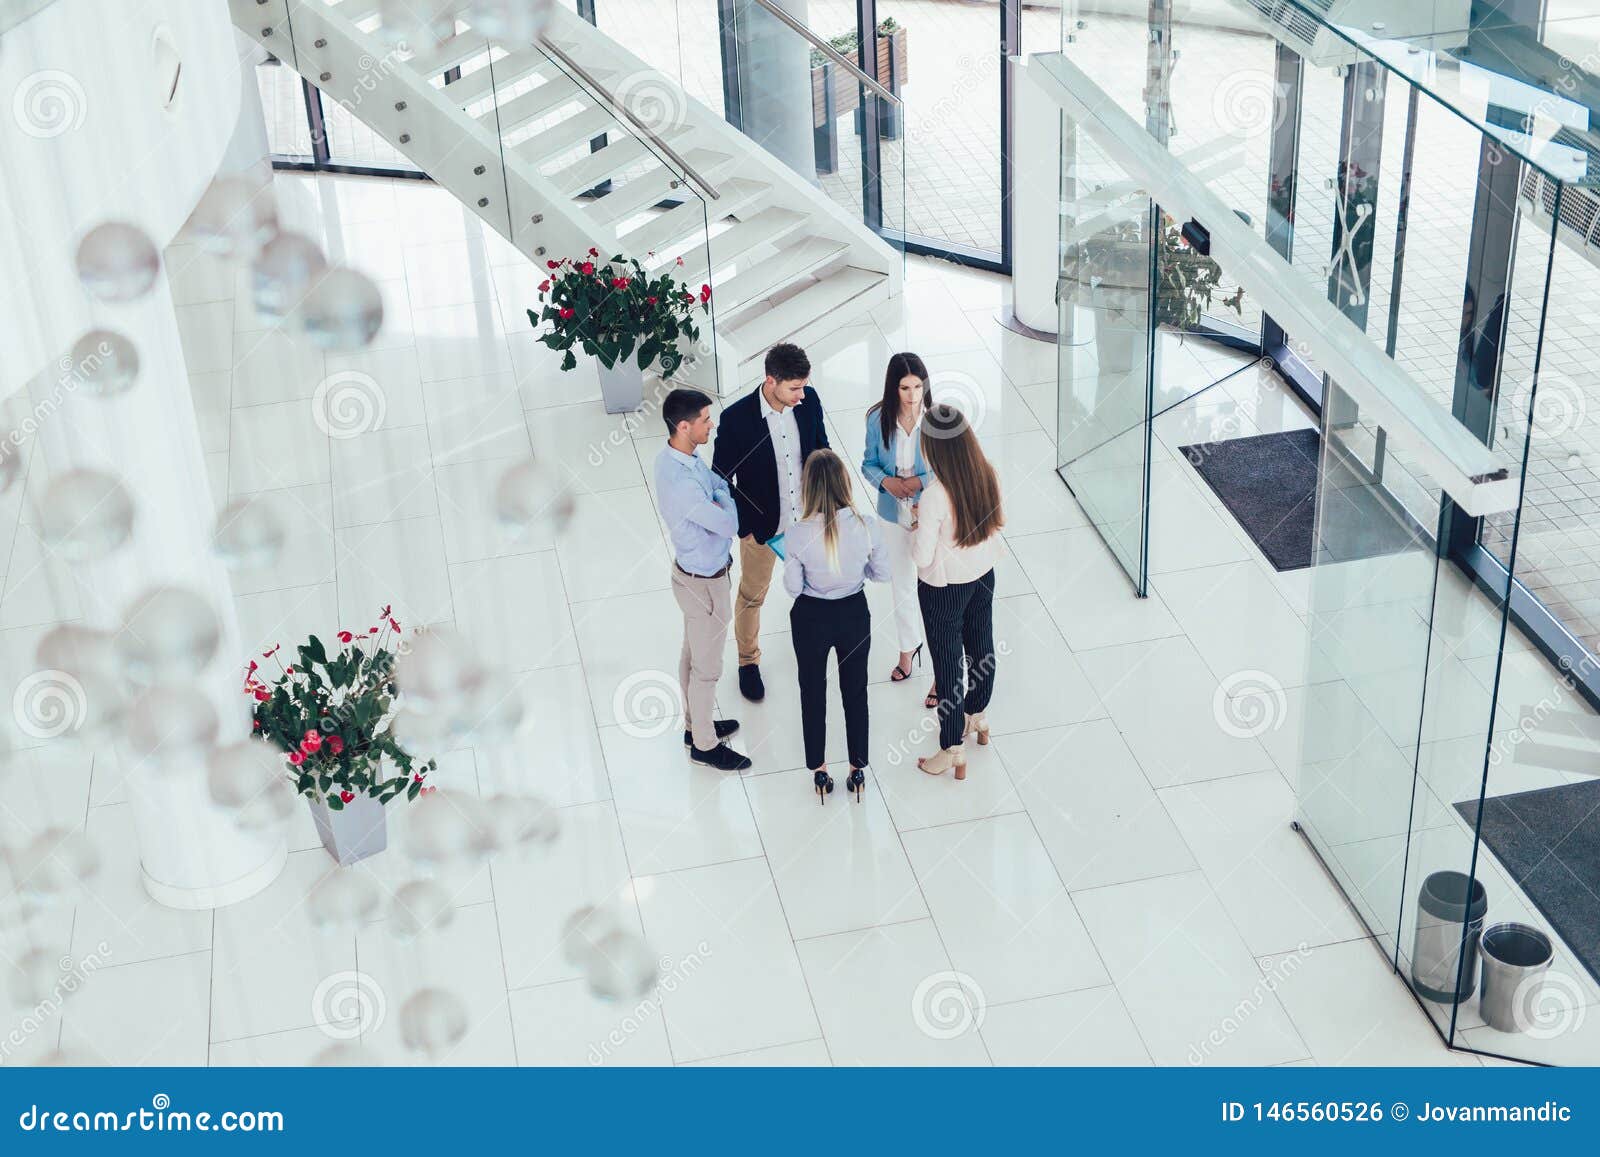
[662,387,714,434]
[763,343,810,384]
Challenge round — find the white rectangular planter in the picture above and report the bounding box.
[308,792,387,865]
[597,358,644,414]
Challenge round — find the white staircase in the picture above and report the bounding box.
[232,1,902,396]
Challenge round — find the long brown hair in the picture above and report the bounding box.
[920,404,1003,547]
[798,449,859,568]
[867,351,931,450]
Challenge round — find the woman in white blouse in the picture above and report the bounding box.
[861,353,934,702]
[910,404,1004,780]
[784,449,890,803]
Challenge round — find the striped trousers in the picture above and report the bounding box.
[916,569,997,750]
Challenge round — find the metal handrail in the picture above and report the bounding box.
[747,0,901,106]
[534,35,722,201]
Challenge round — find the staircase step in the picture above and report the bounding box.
[710,235,851,316]
[407,31,496,78]
[622,179,769,257]
[475,73,582,133]
[513,104,617,166]
[588,150,733,225]
[657,206,806,281]
[725,267,886,357]
[550,135,654,194]
[442,50,557,106]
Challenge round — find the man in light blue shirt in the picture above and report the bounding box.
[655,388,751,771]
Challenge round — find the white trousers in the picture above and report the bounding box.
[880,518,923,652]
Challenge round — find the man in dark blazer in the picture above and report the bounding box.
[711,343,829,701]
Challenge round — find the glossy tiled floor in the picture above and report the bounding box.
[1,171,1565,1068]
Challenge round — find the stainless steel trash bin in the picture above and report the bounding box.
[1411,870,1487,1003]
[1479,922,1553,1034]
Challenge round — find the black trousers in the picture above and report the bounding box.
[789,591,871,770]
[918,569,997,749]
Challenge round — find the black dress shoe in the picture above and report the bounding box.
[688,743,753,772]
[738,664,765,702]
[682,720,740,747]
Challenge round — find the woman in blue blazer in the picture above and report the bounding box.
[862,352,935,701]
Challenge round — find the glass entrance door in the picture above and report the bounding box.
[1055,124,1156,593]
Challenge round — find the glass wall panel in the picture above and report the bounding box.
[1056,123,1154,592]
[258,57,315,161]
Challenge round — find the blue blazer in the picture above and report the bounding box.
[860,407,933,524]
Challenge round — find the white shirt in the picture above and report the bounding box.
[892,416,918,475]
[910,480,1003,587]
[759,388,804,535]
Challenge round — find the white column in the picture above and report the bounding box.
[0,0,287,908]
[1011,58,1064,335]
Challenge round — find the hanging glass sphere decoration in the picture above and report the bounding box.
[465,0,555,41]
[122,684,219,766]
[0,448,21,497]
[13,827,101,901]
[251,230,327,324]
[116,586,220,682]
[70,330,140,398]
[189,175,279,262]
[310,1041,368,1067]
[207,740,296,831]
[492,457,576,541]
[75,222,160,303]
[213,494,286,570]
[583,928,659,1002]
[307,870,381,931]
[35,622,117,681]
[8,948,73,1007]
[38,468,135,561]
[400,792,471,866]
[395,627,486,714]
[398,987,469,1057]
[299,266,383,350]
[388,878,457,940]
[561,904,623,969]
[491,792,560,850]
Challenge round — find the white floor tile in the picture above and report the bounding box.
[980,987,1153,1065]
[1073,870,1310,1065]
[510,978,675,1065]
[1012,527,1181,651]
[423,373,531,465]
[600,726,763,876]
[745,769,927,941]
[1077,635,1279,787]
[335,516,454,627]
[680,1038,832,1065]
[634,857,821,1064]
[330,424,439,528]
[1159,771,1367,954]
[229,400,331,493]
[901,813,1109,1005]
[556,488,671,602]
[797,920,990,1065]
[59,952,212,1065]
[996,720,1198,892]
[448,549,577,672]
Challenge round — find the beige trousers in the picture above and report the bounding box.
[671,565,733,751]
[733,534,777,667]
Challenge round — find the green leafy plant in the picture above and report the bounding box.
[530,248,707,379]
[244,606,436,810]
[811,17,900,67]
[1155,218,1244,332]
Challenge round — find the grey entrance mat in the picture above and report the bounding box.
[1456,779,1600,987]
[1179,428,1418,571]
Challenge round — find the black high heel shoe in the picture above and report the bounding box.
[845,767,865,802]
[812,768,834,805]
[889,643,923,682]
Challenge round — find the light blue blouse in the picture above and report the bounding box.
[861,408,933,524]
[783,510,890,600]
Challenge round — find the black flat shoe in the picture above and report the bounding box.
[812,768,834,805]
[682,719,739,747]
[689,743,752,772]
[738,664,765,702]
[845,767,865,802]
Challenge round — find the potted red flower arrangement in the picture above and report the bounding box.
[244,606,437,865]
[529,247,710,413]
